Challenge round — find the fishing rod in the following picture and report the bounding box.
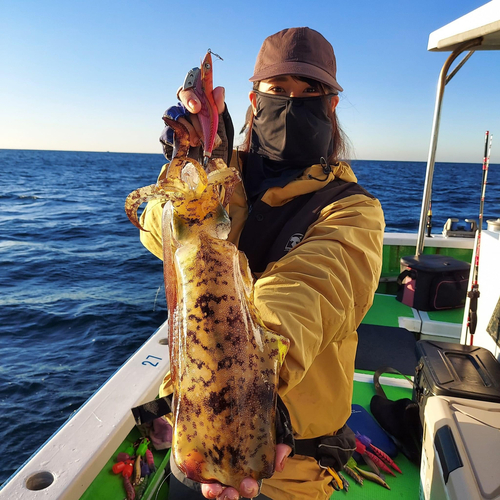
[466,130,493,346]
[426,201,432,237]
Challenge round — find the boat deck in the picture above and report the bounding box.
[349,374,420,499]
[80,428,171,500]
[79,292,462,500]
[348,289,467,499]
[82,374,420,500]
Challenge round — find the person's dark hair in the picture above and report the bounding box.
[242,76,349,164]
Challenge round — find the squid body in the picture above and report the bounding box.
[125,118,289,488]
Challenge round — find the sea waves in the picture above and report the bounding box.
[0,149,499,485]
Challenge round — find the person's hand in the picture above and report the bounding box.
[200,443,292,499]
[177,86,225,148]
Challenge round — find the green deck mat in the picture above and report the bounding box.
[80,427,170,500]
[363,292,465,330]
[426,306,465,324]
[339,374,421,500]
[81,377,420,500]
[362,293,415,328]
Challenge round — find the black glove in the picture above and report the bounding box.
[159,103,234,166]
[275,394,295,457]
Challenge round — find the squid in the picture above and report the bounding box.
[125,117,289,489]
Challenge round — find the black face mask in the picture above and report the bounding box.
[243,91,335,200]
[250,91,334,166]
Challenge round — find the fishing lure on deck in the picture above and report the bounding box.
[343,457,364,486]
[339,471,350,492]
[123,475,136,500]
[355,437,395,477]
[346,454,390,490]
[356,432,402,474]
[354,466,391,490]
[145,448,156,473]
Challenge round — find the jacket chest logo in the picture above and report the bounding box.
[285,233,304,252]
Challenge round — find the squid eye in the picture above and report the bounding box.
[204,63,211,70]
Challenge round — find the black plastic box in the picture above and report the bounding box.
[396,254,470,311]
[413,340,500,423]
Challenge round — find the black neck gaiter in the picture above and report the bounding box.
[244,91,334,200]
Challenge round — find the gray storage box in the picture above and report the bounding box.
[413,340,500,424]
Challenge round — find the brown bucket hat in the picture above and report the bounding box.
[249,27,343,92]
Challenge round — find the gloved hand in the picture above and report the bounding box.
[160,102,189,147]
[159,86,232,165]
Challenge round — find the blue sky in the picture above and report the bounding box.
[1,0,499,162]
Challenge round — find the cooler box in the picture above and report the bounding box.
[396,255,470,311]
[413,340,500,424]
[420,396,500,500]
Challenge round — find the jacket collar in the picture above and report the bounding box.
[230,151,357,208]
[261,162,357,207]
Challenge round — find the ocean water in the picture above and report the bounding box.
[1,149,499,486]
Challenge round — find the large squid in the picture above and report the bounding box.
[125,112,289,488]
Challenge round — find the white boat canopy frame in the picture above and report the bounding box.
[416,0,500,255]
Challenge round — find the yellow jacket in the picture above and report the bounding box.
[140,154,385,499]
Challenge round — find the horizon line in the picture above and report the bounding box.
[1,148,494,166]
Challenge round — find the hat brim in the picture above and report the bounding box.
[249,60,343,93]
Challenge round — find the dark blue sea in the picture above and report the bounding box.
[1,149,499,485]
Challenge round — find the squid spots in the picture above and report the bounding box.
[194,293,228,318]
[206,386,234,416]
[217,356,244,371]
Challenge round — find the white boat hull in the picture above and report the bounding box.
[0,322,170,499]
